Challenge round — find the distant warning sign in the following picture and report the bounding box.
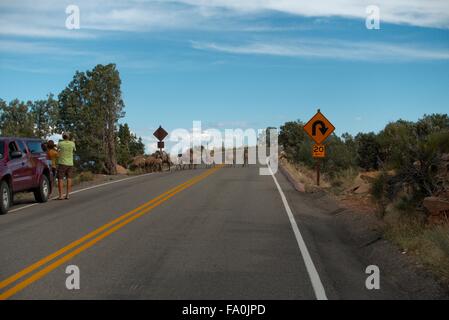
[312,144,325,158]
[303,110,335,144]
[153,126,168,141]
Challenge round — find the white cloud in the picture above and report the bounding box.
[82,5,198,31]
[47,133,62,142]
[191,39,449,61]
[0,24,94,39]
[0,2,94,39]
[0,40,91,56]
[1,1,448,67]
[140,136,158,154]
[1,0,448,40]
[205,120,252,129]
[181,0,449,29]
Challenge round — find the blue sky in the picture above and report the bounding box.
[1,1,448,150]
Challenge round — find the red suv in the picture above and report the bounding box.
[0,137,53,214]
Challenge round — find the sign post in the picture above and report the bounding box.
[303,109,335,186]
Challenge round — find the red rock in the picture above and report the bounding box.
[423,197,449,217]
[354,183,371,194]
[360,172,378,183]
[115,164,128,175]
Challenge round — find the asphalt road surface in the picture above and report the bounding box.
[0,165,443,299]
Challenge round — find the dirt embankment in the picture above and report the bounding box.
[279,157,377,214]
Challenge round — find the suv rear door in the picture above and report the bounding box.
[25,140,48,188]
[16,140,35,189]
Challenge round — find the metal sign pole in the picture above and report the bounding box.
[303,109,335,187]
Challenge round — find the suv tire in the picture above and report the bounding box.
[0,180,11,215]
[34,175,50,203]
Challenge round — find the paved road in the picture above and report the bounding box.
[0,165,443,299]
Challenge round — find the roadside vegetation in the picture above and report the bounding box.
[0,64,145,175]
[279,114,449,283]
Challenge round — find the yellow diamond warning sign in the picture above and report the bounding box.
[303,110,335,144]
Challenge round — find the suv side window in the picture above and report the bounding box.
[8,141,19,158]
[0,141,4,159]
[26,141,44,154]
[16,141,28,155]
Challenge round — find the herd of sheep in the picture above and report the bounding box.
[130,151,172,172]
[130,148,250,173]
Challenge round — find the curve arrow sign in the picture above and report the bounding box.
[312,120,329,136]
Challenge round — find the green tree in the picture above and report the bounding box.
[377,120,417,169]
[58,71,102,170]
[117,123,132,166]
[324,134,357,176]
[371,114,449,204]
[341,132,356,153]
[279,120,309,162]
[416,113,449,137]
[58,64,125,174]
[88,64,125,174]
[355,132,381,170]
[30,94,59,139]
[0,99,34,137]
[130,136,145,158]
[116,123,145,166]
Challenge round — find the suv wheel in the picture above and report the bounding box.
[0,181,11,214]
[34,175,50,203]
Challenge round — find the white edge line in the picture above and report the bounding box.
[267,158,328,300]
[9,172,156,214]
[69,172,154,195]
[9,203,38,213]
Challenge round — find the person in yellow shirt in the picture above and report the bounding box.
[57,133,76,200]
[46,140,58,181]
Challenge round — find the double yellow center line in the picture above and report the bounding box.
[0,166,221,300]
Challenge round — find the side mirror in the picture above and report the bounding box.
[10,151,22,159]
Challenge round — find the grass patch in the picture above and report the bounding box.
[327,167,359,194]
[384,208,449,283]
[127,168,145,176]
[422,227,449,280]
[72,171,95,185]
